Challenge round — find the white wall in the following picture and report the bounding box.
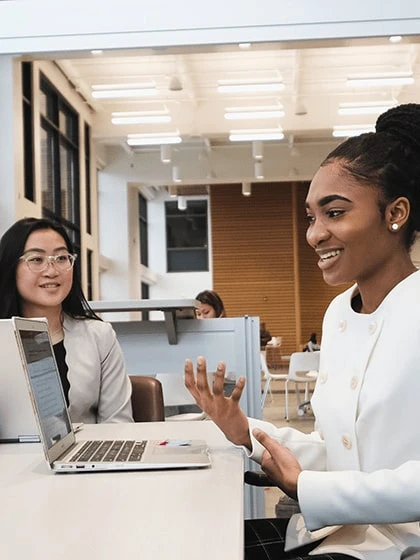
[0,1,419,54]
[0,56,18,235]
[98,148,212,315]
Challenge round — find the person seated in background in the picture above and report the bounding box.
[259,321,272,349]
[0,217,133,424]
[303,332,320,352]
[195,289,226,318]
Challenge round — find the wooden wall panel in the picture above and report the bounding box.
[211,182,297,353]
[209,181,351,354]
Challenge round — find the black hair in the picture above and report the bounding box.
[195,290,226,318]
[0,217,101,320]
[321,103,420,249]
[309,333,317,344]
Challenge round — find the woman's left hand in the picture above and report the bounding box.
[252,428,302,501]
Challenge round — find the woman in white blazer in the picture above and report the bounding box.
[185,103,420,560]
[0,217,133,424]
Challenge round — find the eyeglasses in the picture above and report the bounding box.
[19,253,78,272]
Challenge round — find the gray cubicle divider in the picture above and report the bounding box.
[110,315,265,519]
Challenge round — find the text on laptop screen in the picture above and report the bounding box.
[19,330,71,449]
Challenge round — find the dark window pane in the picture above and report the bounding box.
[87,249,93,301]
[166,216,207,248]
[40,125,56,212]
[22,62,32,100]
[60,141,77,222]
[85,123,92,234]
[141,282,149,320]
[139,194,148,266]
[167,248,208,272]
[23,101,35,201]
[165,200,208,272]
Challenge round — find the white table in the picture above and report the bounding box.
[0,421,244,560]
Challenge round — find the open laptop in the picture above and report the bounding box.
[12,316,211,472]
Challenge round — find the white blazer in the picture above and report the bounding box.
[248,270,420,559]
[62,315,133,424]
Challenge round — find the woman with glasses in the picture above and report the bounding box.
[0,217,133,424]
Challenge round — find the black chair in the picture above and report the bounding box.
[401,548,420,560]
[130,375,165,422]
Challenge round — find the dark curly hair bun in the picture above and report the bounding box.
[376,103,420,153]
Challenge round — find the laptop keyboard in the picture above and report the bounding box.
[69,440,147,463]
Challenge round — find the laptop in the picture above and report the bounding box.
[0,319,40,442]
[12,316,211,472]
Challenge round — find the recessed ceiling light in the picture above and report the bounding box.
[218,80,284,93]
[225,108,284,120]
[338,102,396,115]
[229,129,284,141]
[91,50,103,55]
[332,125,375,138]
[127,132,182,146]
[346,73,414,87]
[238,43,252,49]
[111,111,171,124]
[389,36,402,43]
[92,82,157,99]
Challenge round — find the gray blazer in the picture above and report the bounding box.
[248,270,420,559]
[62,315,133,424]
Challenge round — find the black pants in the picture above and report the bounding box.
[245,518,357,560]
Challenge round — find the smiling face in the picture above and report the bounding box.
[16,228,73,317]
[305,161,399,288]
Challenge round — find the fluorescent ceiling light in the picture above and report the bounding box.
[238,43,252,49]
[229,129,284,142]
[172,165,182,183]
[254,161,264,179]
[225,109,284,120]
[160,144,172,164]
[389,35,402,43]
[338,102,396,116]
[112,112,171,124]
[332,125,375,138]
[346,73,414,87]
[242,182,252,196]
[92,82,157,99]
[127,132,182,146]
[218,80,284,93]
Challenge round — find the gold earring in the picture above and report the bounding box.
[391,223,399,231]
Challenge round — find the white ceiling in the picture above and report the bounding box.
[49,35,420,148]
[28,34,420,187]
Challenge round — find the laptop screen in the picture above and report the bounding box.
[18,328,72,449]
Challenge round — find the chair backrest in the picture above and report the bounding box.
[130,375,165,422]
[287,351,320,381]
[260,351,269,379]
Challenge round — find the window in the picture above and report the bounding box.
[141,282,150,320]
[139,194,148,267]
[165,200,208,272]
[22,62,35,201]
[39,75,80,252]
[84,123,92,234]
[86,249,93,301]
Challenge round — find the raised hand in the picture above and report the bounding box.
[252,428,302,500]
[184,356,252,449]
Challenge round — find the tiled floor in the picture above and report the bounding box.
[261,379,315,517]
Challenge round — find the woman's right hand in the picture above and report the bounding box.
[184,356,252,449]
